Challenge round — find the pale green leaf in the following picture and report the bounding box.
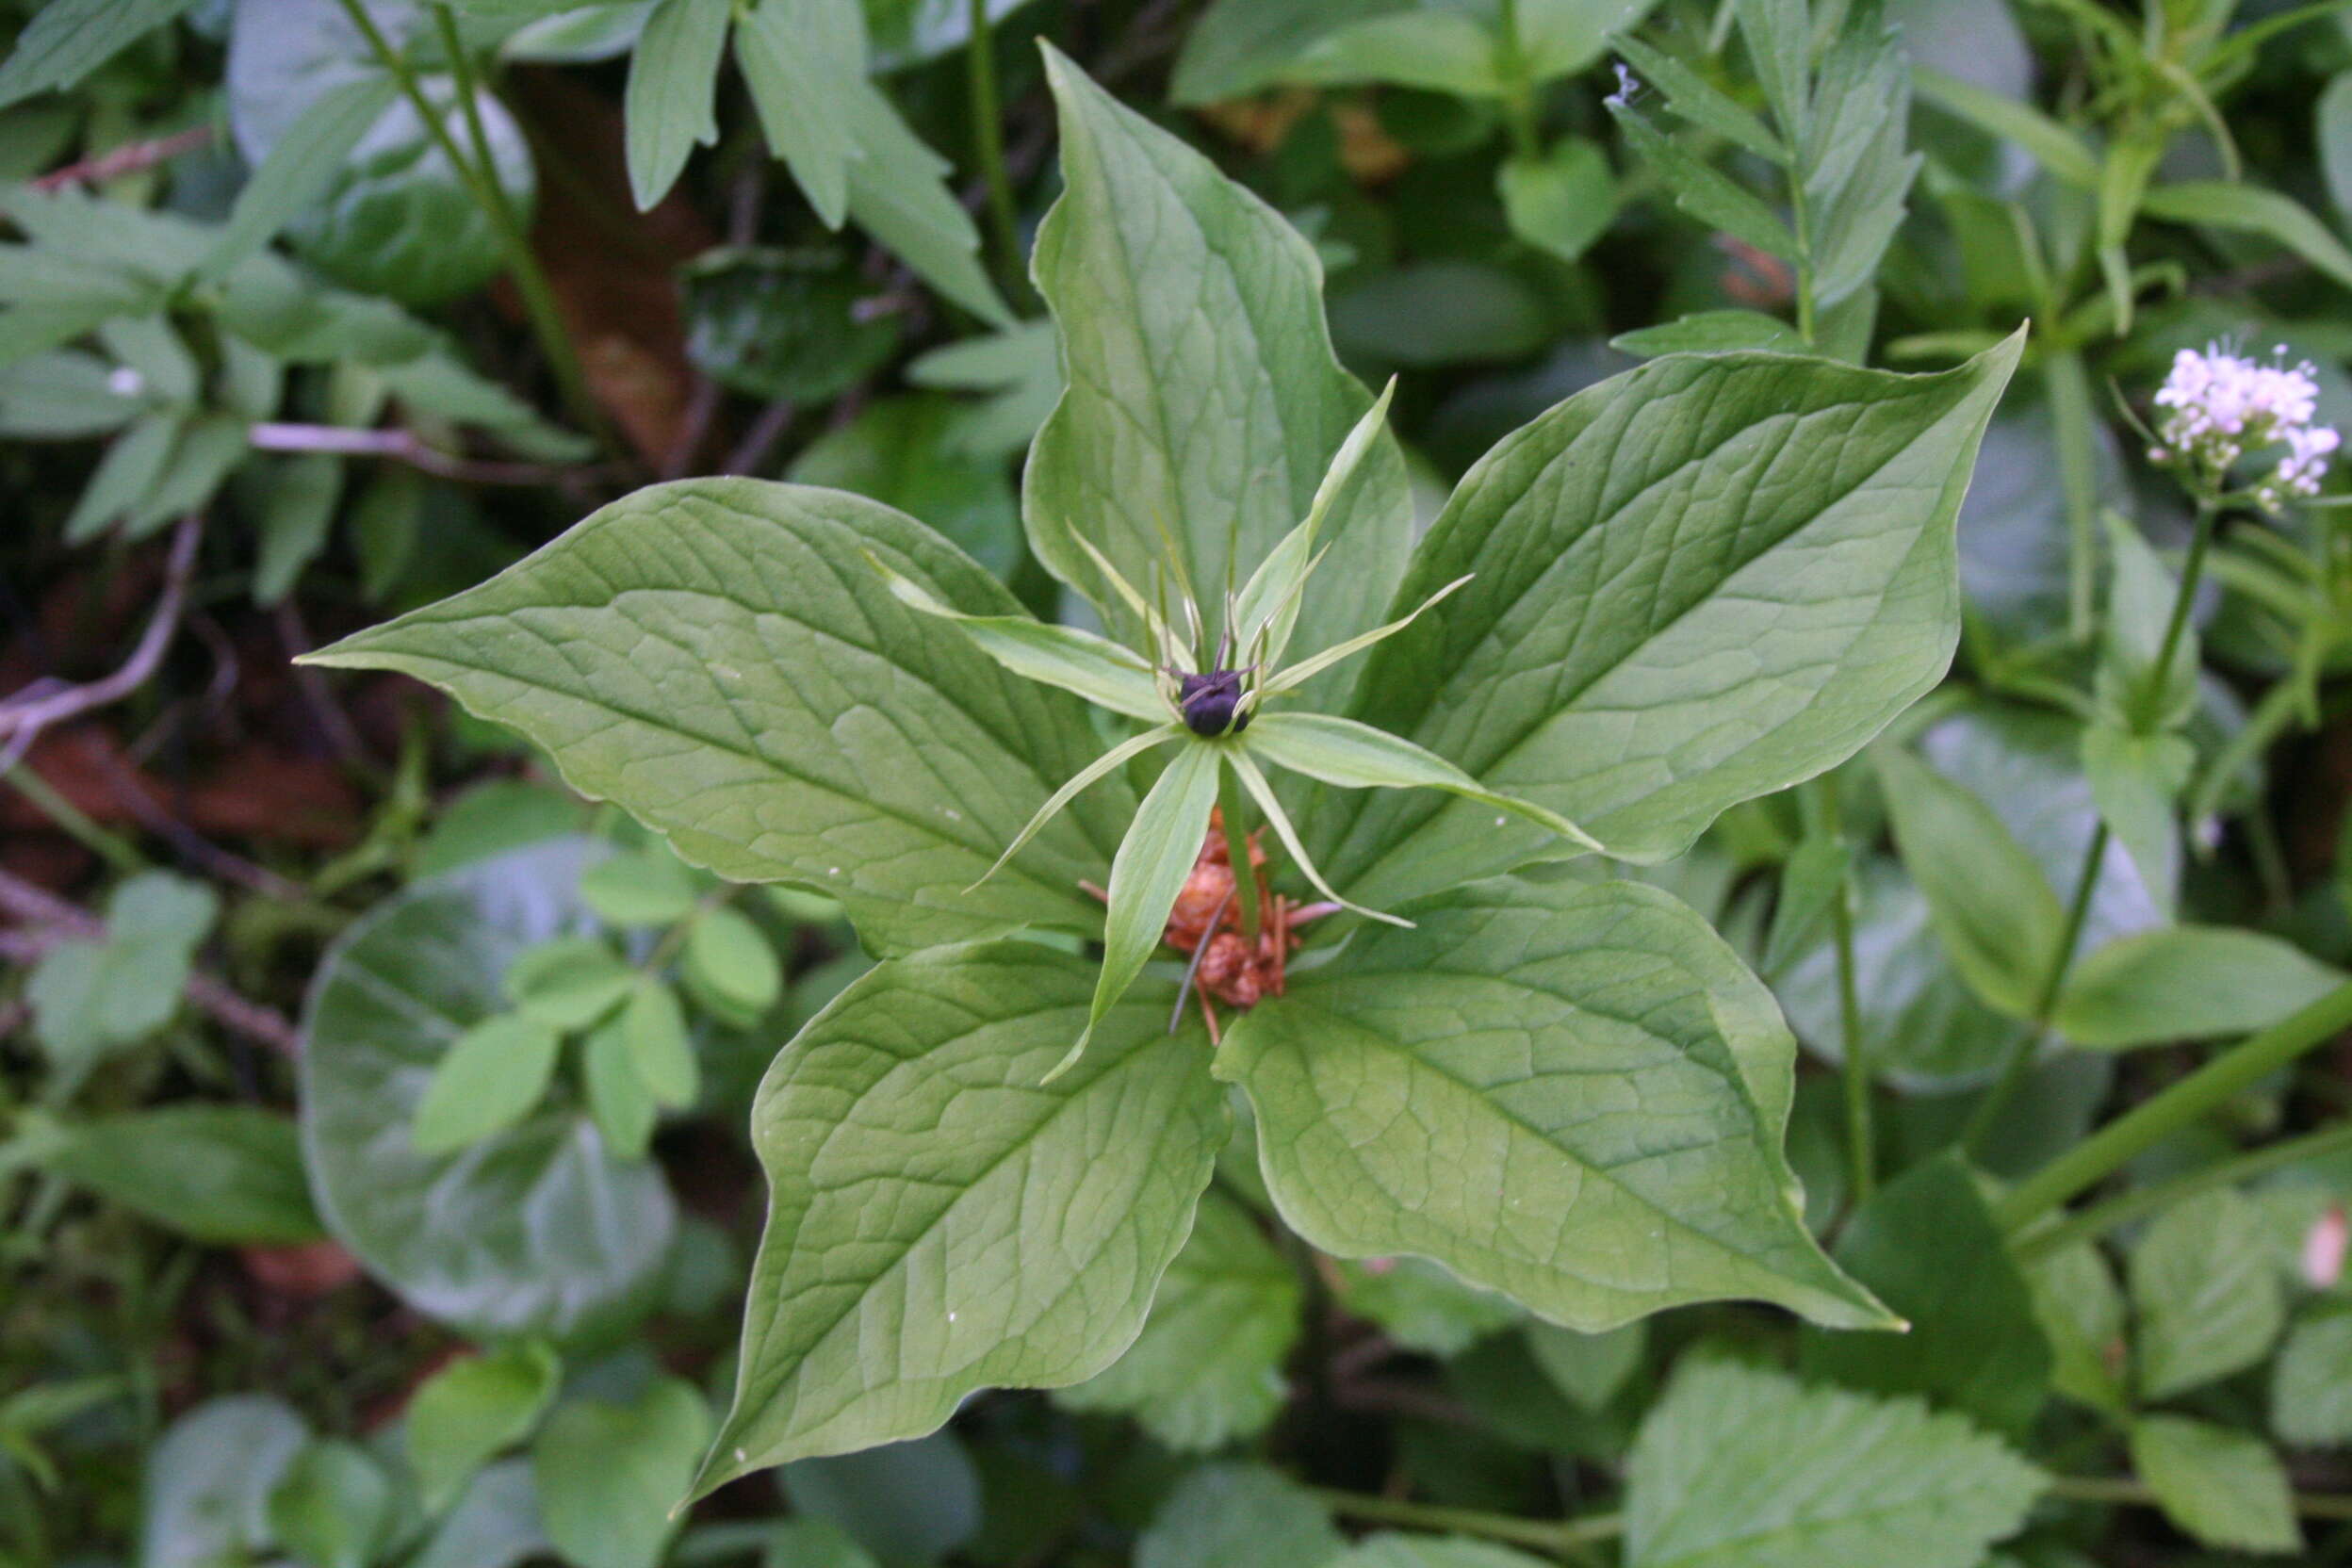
[1611,310,1805,358]
[1217,877,1892,1331]
[736,0,863,229]
[1322,335,2022,909]
[268,1441,393,1568]
[625,0,732,209]
[413,1013,564,1155]
[2142,179,2352,294]
[139,1397,310,1568]
[2131,1189,2285,1399]
[837,75,1012,325]
[1913,66,2099,187]
[0,0,197,110]
[1517,0,1660,82]
[2323,73,2352,220]
[1029,48,1414,710]
[532,1380,710,1568]
[1610,100,1797,261]
[28,871,217,1078]
[64,412,182,543]
[2080,726,2187,923]
[684,905,781,1015]
[204,75,400,281]
[2130,1415,2300,1555]
[302,479,1132,956]
[2055,926,2347,1050]
[1245,712,1603,854]
[1613,34,1786,162]
[622,978,697,1106]
[1873,743,2062,1020]
[1527,1319,1646,1410]
[1056,1188,1301,1449]
[1626,1360,2044,1568]
[1334,1540,1551,1568]
[1498,139,1619,265]
[1135,1464,1345,1568]
[407,1343,562,1515]
[577,848,700,926]
[1341,1256,1524,1356]
[2026,1241,2129,1413]
[1227,746,1405,928]
[1233,378,1397,672]
[874,560,1168,722]
[973,723,1183,892]
[505,937,634,1030]
[694,942,1226,1486]
[1073,741,1224,1073]
[2272,1314,2352,1446]
[583,1017,660,1158]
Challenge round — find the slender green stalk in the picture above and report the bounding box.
[2051,1473,2352,1521]
[1494,0,1544,160]
[1,764,143,872]
[964,0,1024,299]
[1812,776,1872,1199]
[1307,1489,1625,1558]
[1997,980,2352,1233]
[1959,818,2108,1155]
[2015,1119,2352,1261]
[2133,498,2217,728]
[337,0,601,443]
[1216,757,1261,940]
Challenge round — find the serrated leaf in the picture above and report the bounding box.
[302,840,676,1340]
[1217,877,1891,1331]
[532,1380,710,1568]
[2055,926,2346,1049]
[2131,1189,2285,1399]
[625,0,731,209]
[1625,1359,2045,1568]
[301,479,1132,956]
[406,1343,562,1515]
[1029,48,1414,710]
[1322,335,2022,909]
[413,1013,564,1155]
[694,942,1226,1486]
[2130,1415,2300,1555]
[1874,743,2062,1020]
[0,0,198,110]
[1799,1154,2050,1439]
[1613,34,1786,163]
[1056,1188,1301,1449]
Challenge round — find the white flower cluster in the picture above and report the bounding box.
[2149,342,2341,512]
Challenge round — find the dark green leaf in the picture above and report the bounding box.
[0,0,197,110]
[43,1106,322,1245]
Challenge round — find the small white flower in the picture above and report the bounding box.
[106,367,144,398]
[2148,341,2340,512]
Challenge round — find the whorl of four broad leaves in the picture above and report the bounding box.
[300,51,2022,1494]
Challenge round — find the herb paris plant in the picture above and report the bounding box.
[302,49,2022,1494]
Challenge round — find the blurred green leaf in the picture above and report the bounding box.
[680,246,900,403]
[411,1011,564,1155]
[2055,926,2346,1049]
[681,906,780,1016]
[2130,1189,2285,1399]
[408,1342,563,1514]
[790,396,1021,578]
[266,1441,392,1568]
[781,1432,983,1565]
[1498,139,1618,264]
[139,1397,310,1568]
[1135,1464,1344,1568]
[28,871,217,1078]
[0,0,197,111]
[624,0,731,208]
[2142,180,2352,295]
[43,1106,322,1245]
[532,1379,710,1568]
[2130,1415,2299,1554]
[2272,1313,2352,1447]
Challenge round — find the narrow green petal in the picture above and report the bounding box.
[871,555,1168,721]
[1076,531,1193,670]
[1050,742,1223,1082]
[1227,749,1410,929]
[1231,378,1397,668]
[1245,713,1607,856]
[972,723,1184,891]
[1259,574,1473,699]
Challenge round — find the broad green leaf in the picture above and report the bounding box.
[1498,140,1618,265]
[1028,49,1414,709]
[2055,927,2347,1050]
[2129,1415,2300,1555]
[0,0,197,110]
[1799,1154,2050,1439]
[1322,335,2022,909]
[408,1462,547,1568]
[625,0,731,209]
[28,871,218,1080]
[407,1342,563,1514]
[684,905,781,1015]
[583,1018,660,1157]
[1073,741,1223,1073]
[780,1433,981,1565]
[735,0,863,229]
[2130,1188,2285,1399]
[835,78,1012,327]
[204,75,400,280]
[1218,876,1892,1331]
[532,1380,710,1568]
[267,1441,393,1568]
[1135,1464,1346,1568]
[578,848,699,926]
[412,1013,564,1155]
[505,937,635,1029]
[302,839,676,1340]
[1527,1319,1647,1410]
[792,395,1019,573]
[1516,0,1661,81]
[302,480,1131,956]
[2080,726,2187,923]
[876,563,1167,721]
[694,942,1227,1487]
[1056,1189,1301,1449]
[1625,1360,2045,1568]
[2272,1313,2352,1446]
[1244,712,1602,852]
[2026,1241,2129,1413]
[139,1396,311,1568]
[1873,744,2061,1020]
[2142,180,2352,294]
[1611,310,1805,358]
[41,1106,322,1245]
[622,978,696,1105]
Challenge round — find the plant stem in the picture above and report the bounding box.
[1306,1489,1624,1557]
[1217,760,1261,940]
[1998,980,2352,1233]
[964,0,1024,300]
[2133,498,2217,729]
[2015,1119,2352,1262]
[1959,818,2108,1156]
[2051,1473,2352,1522]
[337,0,601,444]
[1494,0,1544,159]
[1815,775,1872,1199]
[1,763,144,873]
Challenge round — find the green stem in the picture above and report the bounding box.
[2014,1119,2352,1262]
[2132,498,2217,729]
[964,0,1024,300]
[1,763,143,872]
[1959,818,2108,1155]
[2051,1473,2352,1522]
[1494,0,1543,159]
[1307,1489,1625,1558]
[1217,759,1261,941]
[1997,980,2352,1233]
[340,0,601,445]
[1815,776,1872,1200]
